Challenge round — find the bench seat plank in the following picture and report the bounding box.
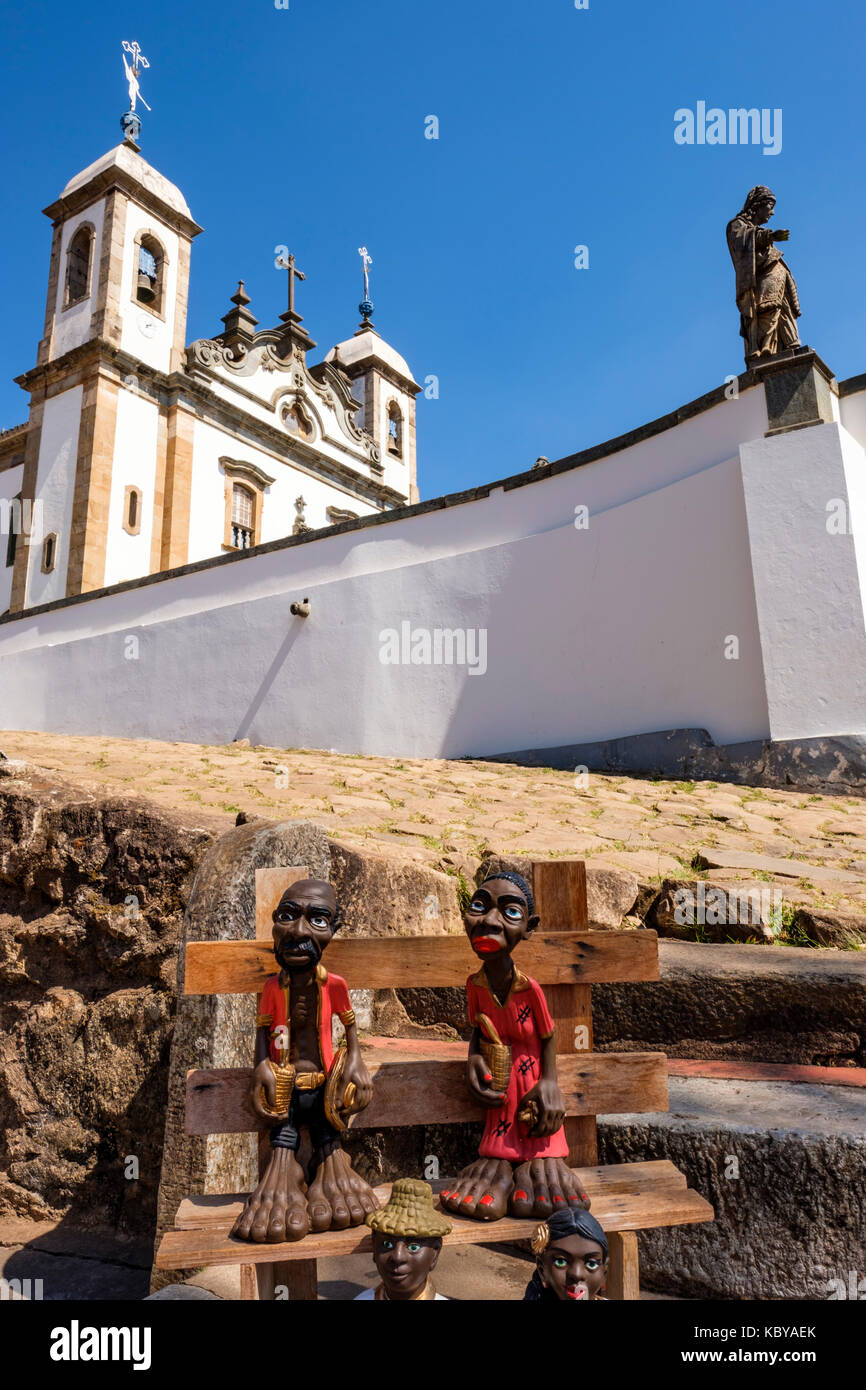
[173,1162,690,1230]
[184,931,660,996]
[156,1174,713,1270]
[185,1051,669,1134]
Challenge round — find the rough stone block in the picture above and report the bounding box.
[599,1075,866,1299]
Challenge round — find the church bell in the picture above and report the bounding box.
[137,270,156,303]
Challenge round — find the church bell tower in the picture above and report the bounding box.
[10,50,201,612]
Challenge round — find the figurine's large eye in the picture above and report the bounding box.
[553,1257,568,1269]
[309,912,330,928]
[503,904,524,921]
[469,897,486,913]
[382,1239,394,1250]
[586,1257,601,1271]
[408,1242,421,1254]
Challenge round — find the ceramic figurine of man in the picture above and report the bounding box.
[727,186,801,363]
[354,1179,452,1300]
[523,1207,609,1301]
[232,879,378,1243]
[440,872,590,1222]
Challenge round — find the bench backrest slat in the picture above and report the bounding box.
[184,930,659,995]
[185,1051,668,1134]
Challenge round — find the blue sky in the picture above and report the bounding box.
[3,0,864,499]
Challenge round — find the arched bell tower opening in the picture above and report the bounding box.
[64,223,94,307]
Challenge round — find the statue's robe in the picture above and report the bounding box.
[726,214,801,358]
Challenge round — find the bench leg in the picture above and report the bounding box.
[239,1264,258,1300]
[607,1231,640,1301]
[255,1259,319,1301]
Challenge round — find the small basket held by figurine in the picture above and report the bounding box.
[476,1013,512,1092]
[260,1059,296,1117]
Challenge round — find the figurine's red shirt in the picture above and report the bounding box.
[256,964,352,1071]
[467,968,568,1161]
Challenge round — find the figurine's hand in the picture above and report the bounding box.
[520,1079,565,1137]
[467,1053,507,1108]
[773,229,790,241]
[340,1056,373,1114]
[250,1058,288,1124]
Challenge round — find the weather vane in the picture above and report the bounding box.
[358,246,374,328]
[120,40,151,144]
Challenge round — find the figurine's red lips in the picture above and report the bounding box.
[566,1284,588,1301]
[471,935,503,955]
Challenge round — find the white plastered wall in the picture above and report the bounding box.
[377,380,414,497]
[24,386,82,608]
[118,201,180,374]
[50,200,105,360]
[0,462,25,613]
[0,383,785,757]
[840,385,866,452]
[103,386,160,587]
[739,421,866,740]
[187,419,378,563]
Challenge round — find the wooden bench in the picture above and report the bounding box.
[155,860,713,1299]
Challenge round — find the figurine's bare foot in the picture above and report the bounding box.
[510,1157,590,1220]
[440,1157,513,1221]
[231,1148,310,1244]
[307,1147,379,1232]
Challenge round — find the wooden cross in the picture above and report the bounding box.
[276,252,306,318]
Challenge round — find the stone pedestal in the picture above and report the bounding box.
[751,346,837,435]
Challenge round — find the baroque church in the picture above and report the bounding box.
[0,135,420,616]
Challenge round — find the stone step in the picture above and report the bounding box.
[593,939,866,1067]
[599,1073,866,1299]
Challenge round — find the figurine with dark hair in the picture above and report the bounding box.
[524,1207,609,1301]
[440,872,590,1222]
[232,879,378,1243]
[354,1179,452,1300]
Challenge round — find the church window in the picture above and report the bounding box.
[41,533,57,574]
[220,458,273,552]
[124,486,142,536]
[134,233,166,314]
[5,494,21,568]
[387,402,403,457]
[65,225,93,307]
[231,483,254,549]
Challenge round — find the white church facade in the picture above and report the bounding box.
[2,130,866,790]
[0,139,419,616]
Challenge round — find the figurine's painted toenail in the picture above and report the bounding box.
[462,1195,474,1204]
[514,1190,529,1201]
[480,1194,494,1205]
[553,1195,564,1203]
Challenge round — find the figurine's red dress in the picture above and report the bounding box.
[466,967,568,1161]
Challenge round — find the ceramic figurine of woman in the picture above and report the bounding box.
[440,872,590,1221]
[524,1207,609,1301]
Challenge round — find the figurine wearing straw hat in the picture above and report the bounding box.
[354,1180,452,1300]
[440,873,591,1224]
